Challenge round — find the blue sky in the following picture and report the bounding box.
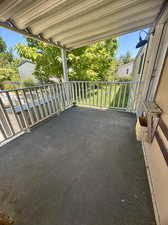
[0,27,145,58]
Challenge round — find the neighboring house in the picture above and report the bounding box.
[18,61,37,82]
[117,61,133,76]
[49,77,60,83]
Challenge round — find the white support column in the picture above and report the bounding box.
[61,48,71,106]
[61,48,69,82]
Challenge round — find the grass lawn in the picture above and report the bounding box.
[75,83,130,110]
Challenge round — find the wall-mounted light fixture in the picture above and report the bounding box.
[136,30,148,48]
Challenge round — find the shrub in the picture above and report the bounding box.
[1,81,16,90]
[22,78,36,87]
[111,75,132,82]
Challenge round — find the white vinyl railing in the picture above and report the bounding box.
[0,82,72,146]
[69,80,140,111]
[0,80,140,146]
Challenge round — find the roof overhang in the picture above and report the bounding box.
[0,0,165,50]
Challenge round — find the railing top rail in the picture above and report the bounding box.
[0,82,61,93]
[69,80,141,84]
[0,80,141,94]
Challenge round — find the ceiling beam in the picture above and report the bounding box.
[67,23,153,50]
[64,16,155,47]
[0,19,68,50]
[51,2,160,42]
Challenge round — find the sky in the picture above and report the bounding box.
[0,27,146,58]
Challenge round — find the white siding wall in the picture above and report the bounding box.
[117,62,133,76]
[18,62,37,82]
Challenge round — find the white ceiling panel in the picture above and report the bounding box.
[0,0,165,50]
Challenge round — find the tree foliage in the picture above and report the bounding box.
[0,36,7,53]
[0,36,20,87]
[15,38,118,82]
[119,51,133,64]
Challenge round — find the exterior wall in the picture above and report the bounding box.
[18,62,37,82]
[143,51,168,225]
[133,21,165,115]
[136,8,168,225]
[117,62,133,76]
[132,45,147,81]
[131,45,147,113]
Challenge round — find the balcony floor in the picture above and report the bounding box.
[0,107,155,225]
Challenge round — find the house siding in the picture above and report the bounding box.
[18,62,37,82]
[117,62,133,76]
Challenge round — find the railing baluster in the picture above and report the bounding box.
[100,84,103,108]
[92,83,94,105]
[6,92,22,130]
[89,82,91,106]
[68,82,72,105]
[78,82,81,104]
[108,84,112,109]
[54,84,61,113]
[83,81,86,105]
[62,82,67,108]
[80,82,83,104]
[0,96,15,136]
[85,82,87,105]
[127,82,133,111]
[74,82,77,103]
[22,89,34,125]
[51,85,59,114]
[132,81,139,112]
[122,83,127,109]
[39,87,48,117]
[58,83,64,110]
[113,83,116,108]
[71,82,75,103]
[49,85,56,114]
[82,82,85,105]
[117,83,122,108]
[96,82,99,107]
[35,88,45,119]
[64,82,68,106]
[69,82,72,105]
[65,82,69,106]
[29,88,40,122]
[15,90,30,131]
[104,82,108,108]
[0,122,7,139]
[44,86,52,115]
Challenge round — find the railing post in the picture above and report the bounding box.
[61,48,69,82]
[61,48,71,106]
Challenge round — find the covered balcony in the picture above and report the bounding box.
[0,1,168,225]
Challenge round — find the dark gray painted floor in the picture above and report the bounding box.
[0,107,155,225]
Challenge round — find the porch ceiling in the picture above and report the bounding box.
[0,0,165,50]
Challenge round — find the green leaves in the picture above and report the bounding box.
[15,38,118,82]
[119,51,133,64]
[0,36,7,53]
[0,36,21,88]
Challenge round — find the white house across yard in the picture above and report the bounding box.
[117,61,133,76]
[18,61,37,82]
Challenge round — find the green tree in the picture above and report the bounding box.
[15,38,118,82]
[0,36,7,53]
[0,36,20,87]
